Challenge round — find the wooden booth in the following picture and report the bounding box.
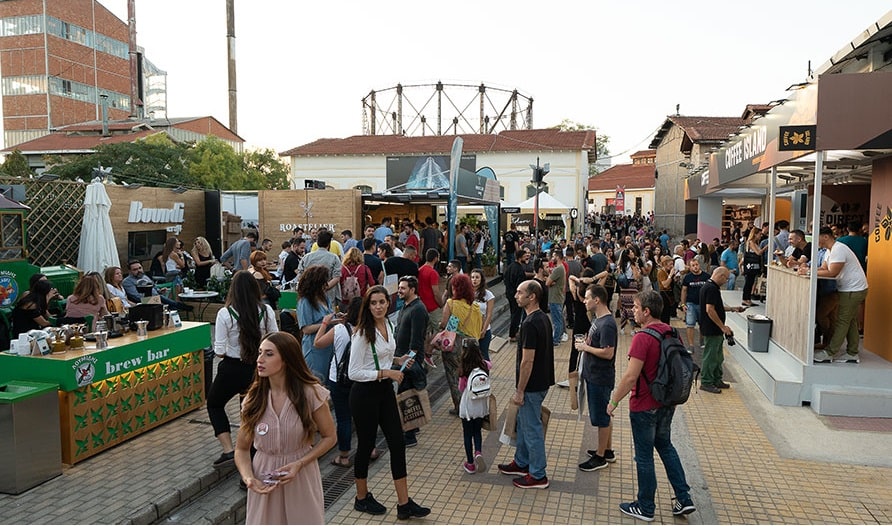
[257,189,363,244]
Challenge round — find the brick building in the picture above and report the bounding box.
[0,0,166,150]
[587,149,655,216]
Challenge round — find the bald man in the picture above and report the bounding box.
[699,267,746,394]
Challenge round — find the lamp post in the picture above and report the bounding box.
[529,157,549,256]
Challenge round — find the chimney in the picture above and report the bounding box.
[128,0,139,118]
[100,93,110,137]
[227,0,238,133]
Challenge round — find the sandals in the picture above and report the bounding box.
[370,448,381,462]
[331,455,353,468]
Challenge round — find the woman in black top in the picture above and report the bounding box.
[11,279,57,336]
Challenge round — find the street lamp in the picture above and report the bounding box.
[529,157,549,255]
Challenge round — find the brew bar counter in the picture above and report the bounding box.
[0,322,211,464]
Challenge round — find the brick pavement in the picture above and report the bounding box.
[2,280,892,524]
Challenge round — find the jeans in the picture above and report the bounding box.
[457,255,468,273]
[586,383,613,428]
[725,271,737,290]
[549,302,564,345]
[742,270,758,301]
[326,379,352,452]
[478,328,492,361]
[461,417,484,463]
[506,252,516,267]
[629,407,692,515]
[701,334,724,386]
[515,390,548,479]
[827,289,867,356]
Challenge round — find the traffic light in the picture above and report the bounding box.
[530,160,550,184]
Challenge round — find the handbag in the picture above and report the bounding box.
[743,251,762,272]
[396,388,432,432]
[481,394,498,431]
[431,328,457,353]
[333,323,353,388]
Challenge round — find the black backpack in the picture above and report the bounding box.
[641,327,699,406]
[333,323,353,388]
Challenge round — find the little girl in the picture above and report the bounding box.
[458,338,491,474]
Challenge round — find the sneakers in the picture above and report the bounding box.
[715,381,731,389]
[619,501,654,522]
[212,451,234,467]
[423,355,437,368]
[561,333,569,342]
[512,474,549,489]
[556,379,570,388]
[588,449,617,463]
[404,434,418,448]
[813,350,835,363]
[396,498,431,520]
[474,451,486,473]
[578,454,607,472]
[497,460,529,476]
[462,461,476,474]
[699,384,721,394]
[834,353,860,364]
[354,492,387,515]
[672,498,696,516]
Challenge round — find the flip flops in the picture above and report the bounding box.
[330,455,353,468]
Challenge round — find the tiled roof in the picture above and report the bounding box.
[649,116,746,148]
[630,149,656,159]
[3,129,163,153]
[280,128,597,156]
[57,120,151,132]
[588,162,655,191]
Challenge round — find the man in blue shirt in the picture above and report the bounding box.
[373,217,394,243]
[719,238,740,290]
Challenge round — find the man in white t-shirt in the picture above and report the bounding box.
[807,226,868,364]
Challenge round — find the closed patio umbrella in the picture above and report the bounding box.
[77,178,120,274]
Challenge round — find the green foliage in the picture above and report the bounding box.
[205,272,232,300]
[553,119,611,175]
[187,136,245,189]
[481,246,498,267]
[241,148,290,190]
[0,150,33,177]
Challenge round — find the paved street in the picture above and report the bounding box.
[2,280,891,524]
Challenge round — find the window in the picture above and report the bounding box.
[635,197,642,216]
[2,76,47,95]
[128,230,168,262]
[0,15,43,37]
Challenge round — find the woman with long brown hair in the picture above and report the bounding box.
[348,286,430,520]
[742,227,766,306]
[235,331,336,524]
[298,265,334,382]
[64,273,109,331]
[469,268,495,360]
[208,270,277,468]
[249,250,278,309]
[439,273,483,415]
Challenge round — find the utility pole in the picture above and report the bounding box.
[226,0,237,134]
[529,157,549,255]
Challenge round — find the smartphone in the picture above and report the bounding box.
[400,350,417,372]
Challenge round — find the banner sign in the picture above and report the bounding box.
[615,186,625,212]
[779,125,817,151]
[386,154,476,191]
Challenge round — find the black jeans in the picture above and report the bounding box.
[349,380,407,480]
[461,417,484,463]
[207,357,255,437]
[742,270,759,302]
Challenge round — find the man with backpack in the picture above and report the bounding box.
[608,290,696,522]
[700,267,745,393]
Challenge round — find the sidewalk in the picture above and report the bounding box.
[2,280,891,524]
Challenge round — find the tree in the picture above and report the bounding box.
[43,134,193,186]
[241,148,290,190]
[553,119,611,175]
[0,150,33,178]
[187,136,245,189]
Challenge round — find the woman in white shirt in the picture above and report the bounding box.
[347,285,430,520]
[469,268,495,360]
[207,270,277,468]
[104,266,136,308]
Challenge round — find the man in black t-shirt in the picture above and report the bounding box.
[680,258,709,352]
[282,238,305,286]
[503,224,520,266]
[498,280,554,489]
[699,267,745,393]
[362,237,384,284]
[420,217,441,259]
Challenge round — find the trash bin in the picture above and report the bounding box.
[0,381,62,494]
[41,264,82,298]
[746,314,773,353]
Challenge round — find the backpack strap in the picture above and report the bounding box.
[635,327,665,396]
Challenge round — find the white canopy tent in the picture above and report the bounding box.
[512,191,572,240]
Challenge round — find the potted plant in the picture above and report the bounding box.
[481,247,498,277]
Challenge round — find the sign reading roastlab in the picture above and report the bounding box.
[386,154,476,191]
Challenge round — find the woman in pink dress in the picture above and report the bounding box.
[235,331,336,525]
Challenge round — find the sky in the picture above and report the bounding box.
[104,1,890,164]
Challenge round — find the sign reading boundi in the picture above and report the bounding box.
[779,125,817,151]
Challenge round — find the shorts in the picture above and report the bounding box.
[685,303,700,327]
[586,383,613,428]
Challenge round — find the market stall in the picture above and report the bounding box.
[0,321,211,464]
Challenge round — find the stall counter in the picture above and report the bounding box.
[0,322,211,464]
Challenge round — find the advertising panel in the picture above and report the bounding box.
[386,154,476,191]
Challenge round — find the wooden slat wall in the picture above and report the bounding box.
[257,189,362,245]
[765,265,811,363]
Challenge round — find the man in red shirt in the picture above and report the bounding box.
[607,290,695,522]
[417,249,444,366]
